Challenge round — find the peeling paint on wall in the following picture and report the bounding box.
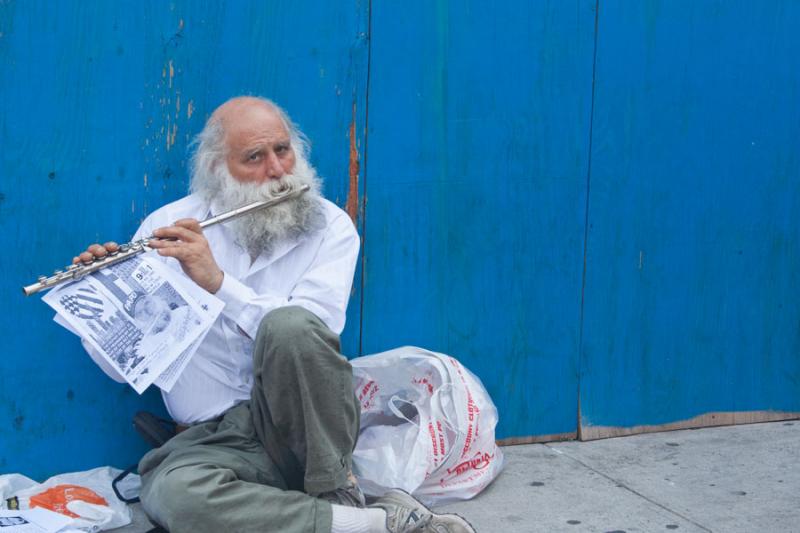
[345,101,359,222]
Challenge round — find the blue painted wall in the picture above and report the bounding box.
[579,0,800,431]
[0,0,368,480]
[361,0,595,440]
[2,0,798,479]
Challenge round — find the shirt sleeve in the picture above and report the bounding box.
[214,211,360,338]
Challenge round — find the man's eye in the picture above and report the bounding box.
[275,144,289,155]
[247,153,262,162]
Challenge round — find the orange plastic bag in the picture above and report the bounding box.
[0,467,135,531]
[28,484,108,518]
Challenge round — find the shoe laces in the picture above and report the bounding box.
[401,508,433,532]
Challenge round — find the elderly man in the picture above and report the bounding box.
[76,97,475,533]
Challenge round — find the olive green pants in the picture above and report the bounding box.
[138,306,360,533]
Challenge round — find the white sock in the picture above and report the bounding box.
[330,504,388,533]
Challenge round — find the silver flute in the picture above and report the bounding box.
[23,184,310,296]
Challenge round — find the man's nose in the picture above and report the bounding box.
[264,151,285,180]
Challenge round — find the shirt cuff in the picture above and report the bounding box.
[214,271,256,321]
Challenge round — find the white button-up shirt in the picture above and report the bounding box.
[82,193,360,424]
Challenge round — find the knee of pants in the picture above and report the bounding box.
[143,464,226,528]
[255,306,338,366]
[258,306,322,342]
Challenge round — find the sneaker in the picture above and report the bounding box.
[370,489,476,532]
[317,471,366,508]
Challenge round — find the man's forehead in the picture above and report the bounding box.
[212,98,289,147]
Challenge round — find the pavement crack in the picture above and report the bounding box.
[544,444,714,532]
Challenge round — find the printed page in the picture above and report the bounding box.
[44,254,223,394]
[153,325,209,392]
[0,508,71,533]
[53,261,224,393]
[150,266,224,392]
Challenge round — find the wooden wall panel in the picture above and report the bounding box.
[3,0,799,478]
[579,0,800,437]
[0,0,368,479]
[361,1,597,440]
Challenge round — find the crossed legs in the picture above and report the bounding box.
[139,306,359,533]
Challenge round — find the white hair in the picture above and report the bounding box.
[189,97,312,193]
[188,98,324,258]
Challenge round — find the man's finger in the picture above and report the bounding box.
[173,218,203,233]
[155,245,190,260]
[103,241,120,252]
[152,225,202,243]
[88,244,108,258]
[78,251,95,263]
[148,238,182,249]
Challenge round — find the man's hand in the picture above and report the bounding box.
[73,242,120,265]
[147,219,224,294]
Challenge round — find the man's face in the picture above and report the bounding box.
[223,105,296,184]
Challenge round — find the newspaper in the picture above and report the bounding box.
[44,255,223,394]
[0,508,73,533]
[52,312,206,393]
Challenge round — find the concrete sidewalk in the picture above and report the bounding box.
[120,420,799,532]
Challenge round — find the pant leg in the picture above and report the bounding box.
[250,306,360,495]
[139,403,332,533]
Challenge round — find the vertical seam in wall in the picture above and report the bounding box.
[577,0,601,440]
[358,0,373,357]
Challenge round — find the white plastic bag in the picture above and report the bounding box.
[0,467,137,532]
[352,346,504,505]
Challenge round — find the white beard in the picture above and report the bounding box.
[191,156,324,258]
